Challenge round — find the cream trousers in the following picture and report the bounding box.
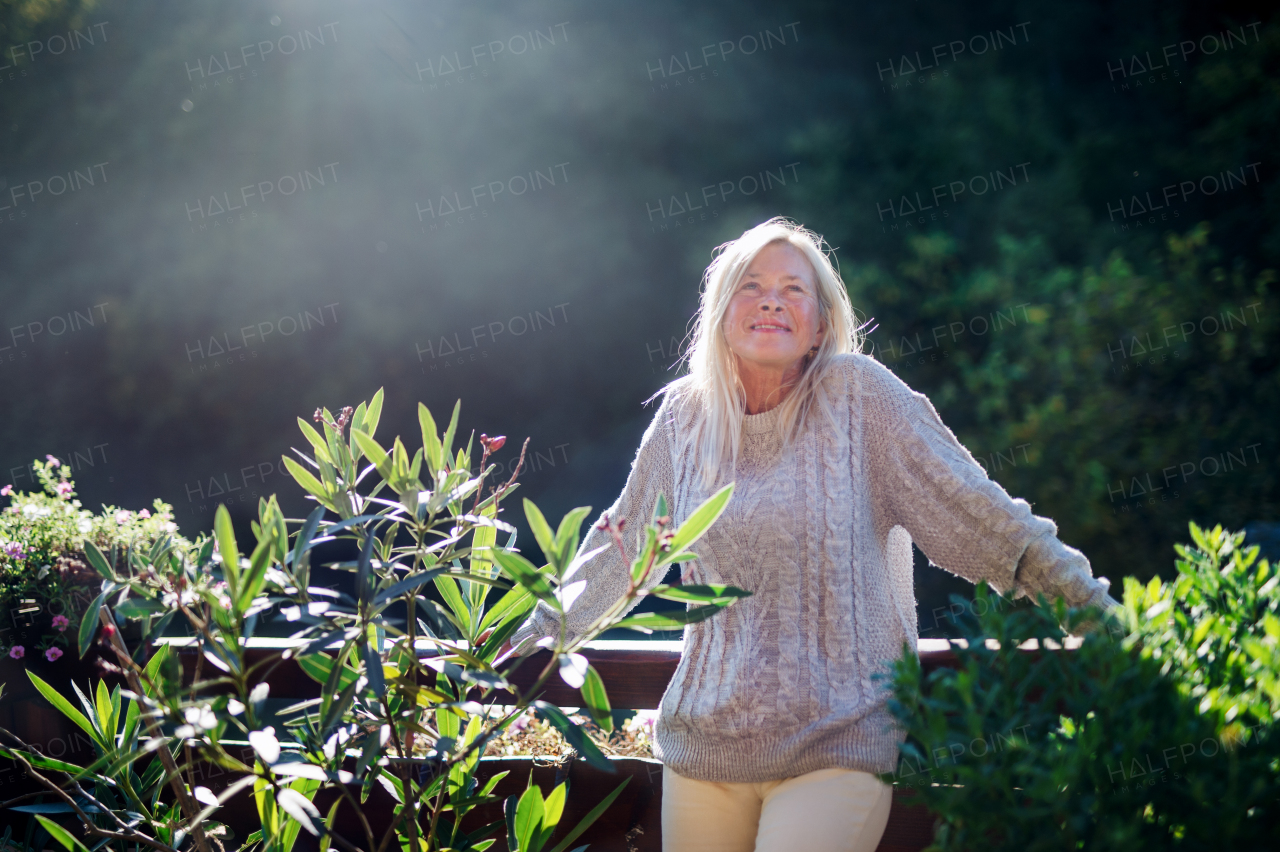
[661,765,894,852]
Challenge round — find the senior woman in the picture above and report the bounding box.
[507,217,1120,852]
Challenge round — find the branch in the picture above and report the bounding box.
[98,605,215,852]
[2,741,179,852]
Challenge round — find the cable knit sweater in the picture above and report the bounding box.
[510,353,1117,783]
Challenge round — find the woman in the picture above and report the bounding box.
[508,217,1120,852]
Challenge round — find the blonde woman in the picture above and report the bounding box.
[508,217,1119,852]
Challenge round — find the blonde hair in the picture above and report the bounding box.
[652,217,865,490]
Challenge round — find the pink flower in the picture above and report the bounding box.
[138,508,151,518]
[2,541,25,560]
[55,482,73,498]
[0,485,12,496]
[44,647,63,662]
[52,615,70,631]
[45,455,60,468]
[8,646,24,659]
[115,509,131,524]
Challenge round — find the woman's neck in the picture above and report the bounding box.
[738,359,804,414]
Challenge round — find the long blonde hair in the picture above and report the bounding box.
[652,217,865,490]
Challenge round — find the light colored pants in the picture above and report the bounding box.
[661,765,894,852]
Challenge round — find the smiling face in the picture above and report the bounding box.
[721,240,825,377]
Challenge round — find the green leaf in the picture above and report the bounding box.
[514,783,546,852]
[491,550,558,606]
[614,604,731,632]
[649,584,752,604]
[82,540,115,580]
[419,402,443,476]
[295,418,335,466]
[114,597,167,620]
[552,507,593,573]
[351,429,392,480]
[298,653,359,692]
[580,665,613,733]
[0,746,84,776]
[277,786,322,836]
[435,575,472,628]
[660,483,734,563]
[532,702,613,772]
[34,815,91,852]
[140,644,172,698]
[214,504,241,590]
[524,499,558,565]
[547,777,631,852]
[372,569,446,608]
[27,672,98,744]
[441,400,462,469]
[355,530,377,608]
[94,680,113,741]
[478,586,536,633]
[282,456,336,512]
[364,388,385,438]
[290,505,326,570]
[542,781,567,840]
[78,587,112,658]
[361,642,385,696]
[652,493,669,524]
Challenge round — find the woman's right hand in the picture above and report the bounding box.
[477,628,516,661]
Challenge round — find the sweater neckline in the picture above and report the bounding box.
[742,404,782,436]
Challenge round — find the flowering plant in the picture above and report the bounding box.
[0,457,186,661]
[0,391,747,852]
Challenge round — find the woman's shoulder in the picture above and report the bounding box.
[645,376,697,433]
[823,352,918,401]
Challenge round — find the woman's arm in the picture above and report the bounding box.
[507,394,680,655]
[858,356,1119,615]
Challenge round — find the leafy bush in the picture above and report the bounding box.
[883,522,1280,850]
[0,456,185,661]
[0,391,747,852]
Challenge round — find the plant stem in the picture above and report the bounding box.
[97,605,214,852]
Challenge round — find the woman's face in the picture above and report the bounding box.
[721,241,825,374]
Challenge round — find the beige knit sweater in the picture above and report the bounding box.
[510,353,1117,782]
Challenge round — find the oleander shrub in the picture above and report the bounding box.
[0,391,747,852]
[883,523,1280,851]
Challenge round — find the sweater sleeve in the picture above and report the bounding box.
[858,356,1117,610]
[508,395,679,656]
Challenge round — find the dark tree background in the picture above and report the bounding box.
[1,0,1275,634]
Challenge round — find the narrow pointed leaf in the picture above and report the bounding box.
[659,483,734,563]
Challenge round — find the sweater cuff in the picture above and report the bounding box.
[1015,533,1117,611]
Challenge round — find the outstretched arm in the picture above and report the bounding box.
[860,357,1118,615]
[508,394,679,655]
